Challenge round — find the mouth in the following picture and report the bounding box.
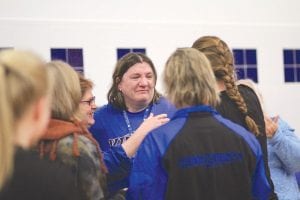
[137,90,149,93]
[88,112,94,118]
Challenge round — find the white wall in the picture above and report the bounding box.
[1,0,300,134]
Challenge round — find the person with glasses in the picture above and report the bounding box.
[78,74,97,127]
[36,61,109,199]
[80,96,96,126]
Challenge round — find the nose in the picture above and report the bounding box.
[91,101,97,110]
[139,77,148,86]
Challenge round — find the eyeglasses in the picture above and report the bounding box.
[80,96,96,106]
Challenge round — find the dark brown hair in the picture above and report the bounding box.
[107,52,161,110]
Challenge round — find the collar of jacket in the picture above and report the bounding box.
[42,119,86,140]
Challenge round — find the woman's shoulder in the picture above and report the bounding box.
[56,135,98,156]
[238,84,259,100]
[95,103,122,117]
[154,96,177,114]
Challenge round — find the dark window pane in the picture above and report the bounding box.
[284,67,295,82]
[117,48,131,60]
[297,68,300,82]
[246,68,258,82]
[246,49,257,65]
[236,67,245,80]
[233,49,244,65]
[68,49,83,67]
[51,48,67,61]
[283,49,294,64]
[296,50,300,64]
[133,48,146,54]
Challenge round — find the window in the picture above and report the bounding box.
[51,48,84,73]
[117,48,146,60]
[283,49,300,82]
[233,49,258,82]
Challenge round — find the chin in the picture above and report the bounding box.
[88,119,95,126]
[137,95,152,102]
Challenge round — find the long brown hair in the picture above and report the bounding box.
[107,52,161,110]
[192,36,260,135]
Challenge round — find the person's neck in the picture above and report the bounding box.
[126,103,149,113]
[217,80,226,92]
[14,116,34,149]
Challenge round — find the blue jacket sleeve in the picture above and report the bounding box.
[103,145,133,192]
[268,118,300,174]
[251,151,272,200]
[127,136,167,200]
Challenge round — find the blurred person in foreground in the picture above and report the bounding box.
[0,50,81,200]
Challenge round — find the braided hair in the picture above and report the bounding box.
[192,36,260,136]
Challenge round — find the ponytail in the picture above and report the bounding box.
[0,50,49,189]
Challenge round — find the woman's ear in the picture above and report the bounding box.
[116,77,122,91]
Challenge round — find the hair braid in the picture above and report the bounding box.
[220,44,260,136]
[222,68,260,135]
[192,36,260,136]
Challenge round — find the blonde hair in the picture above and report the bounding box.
[46,61,81,121]
[0,49,50,189]
[192,36,260,136]
[164,48,220,108]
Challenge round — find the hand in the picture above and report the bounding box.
[139,113,170,133]
[122,113,170,158]
[265,115,279,138]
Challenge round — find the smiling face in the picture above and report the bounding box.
[79,88,96,126]
[118,62,155,112]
